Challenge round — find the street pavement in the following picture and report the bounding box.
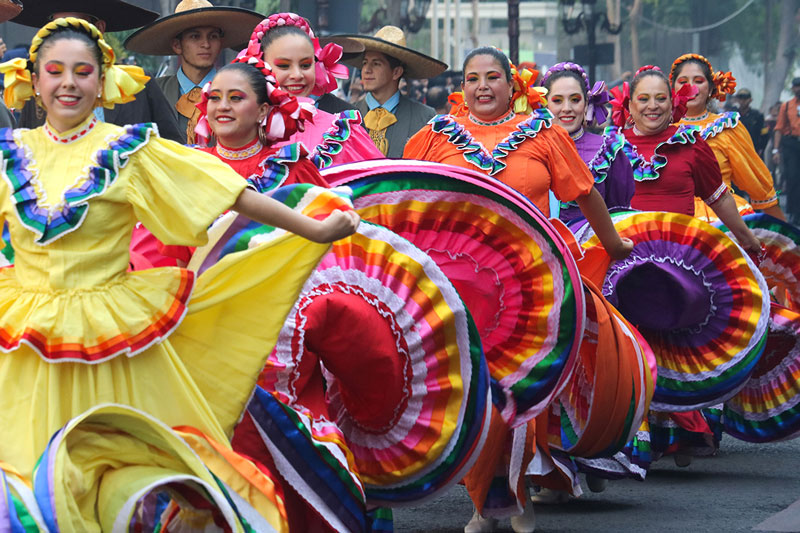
[393,437,800,532]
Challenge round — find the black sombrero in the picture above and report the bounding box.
[11,0,156,32]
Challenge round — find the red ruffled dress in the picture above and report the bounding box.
[621,124,728,458]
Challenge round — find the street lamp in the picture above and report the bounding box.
[558,0,622,84]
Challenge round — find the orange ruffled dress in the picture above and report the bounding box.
[678,111,779,221]
[403,109,595,213]
[0,115,330,478]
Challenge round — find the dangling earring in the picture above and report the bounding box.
[257,125,269,147]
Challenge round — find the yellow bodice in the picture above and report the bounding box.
[0,117,247,361]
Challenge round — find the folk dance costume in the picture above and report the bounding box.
[708,214,800,443]
[539,61,635,223]
[187,177,492,532]
[339,25,447,158]
[572,71,772,470]
[0,17,343,531]
[403,71,651,519]
[677,111,779,220]
[238,14,385,169]
[558,128,635,223]
[668,53,782,222]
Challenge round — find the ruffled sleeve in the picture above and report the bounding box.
[311,110,384,168]
[403,122,439,161]
[126,137,246,246]
[543,126,595,203]
[692,137,727,205]
[719,123,779,209]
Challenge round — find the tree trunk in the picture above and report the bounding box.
[385,0,403,28]
[762,0,800,112]
[607,0,622,80]
[471,0,479,48]
[629,0,642,71]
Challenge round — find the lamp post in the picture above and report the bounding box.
[558,0,622,84]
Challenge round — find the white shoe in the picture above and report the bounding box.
[530,487,570,505]
[586,475,608,493]
[510,497,536,533]
[464,509,498,533]
[673,454,692,467]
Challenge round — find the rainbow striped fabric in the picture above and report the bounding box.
[323,159,584,428]
[571,210,770,411]
[723,303,800,442]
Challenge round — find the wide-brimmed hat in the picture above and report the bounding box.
[124,0,263,56]
[0,0,21,23]
[337,25,447,79]
[11,0,156,31]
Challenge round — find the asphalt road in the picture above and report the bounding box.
[393,437,800,532]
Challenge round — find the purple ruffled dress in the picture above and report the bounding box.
[558,129,634,222]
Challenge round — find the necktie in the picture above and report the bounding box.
[175,86,203,144]
[363,107,398,156]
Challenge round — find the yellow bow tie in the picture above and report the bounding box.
[363,107,398,156]
[176,86,203,144]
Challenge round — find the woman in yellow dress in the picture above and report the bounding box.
[0,16,358,530]
[670,53,786,222]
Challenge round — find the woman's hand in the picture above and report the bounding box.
[233,188,359,243]
[310,209,361,243]
[608,236,634,260]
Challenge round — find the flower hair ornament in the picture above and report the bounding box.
[609,82,630,127]
[237,12,348,96]
[193,55,316,146]
[0,17,149,111]
[444,58,546,118]
[510,63,547,114]
[616,65,699,127]
[542,61,610,126]
[669,53,736,102]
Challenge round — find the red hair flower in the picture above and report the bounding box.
[671,83,699,122]
[609,82,630,127]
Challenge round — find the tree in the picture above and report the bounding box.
[762,0,800,111]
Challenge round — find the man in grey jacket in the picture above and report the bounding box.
[341,26,447,158]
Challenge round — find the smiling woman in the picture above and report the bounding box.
[0,16,359,530]
[542,61,635,223]
[244,12,384,169]
[194,60,329,191]
[669,54,786,222]
[31,29,103,133]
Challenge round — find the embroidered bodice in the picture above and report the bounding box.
[0,116,246,361]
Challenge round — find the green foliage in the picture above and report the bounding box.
[652,0,779,63]
[255,0,281,15]
[619,0,782,74]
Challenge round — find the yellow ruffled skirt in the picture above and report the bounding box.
[0,232,329,479]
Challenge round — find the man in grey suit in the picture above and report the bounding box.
[341,26,447,158]
[125,0,262,144]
